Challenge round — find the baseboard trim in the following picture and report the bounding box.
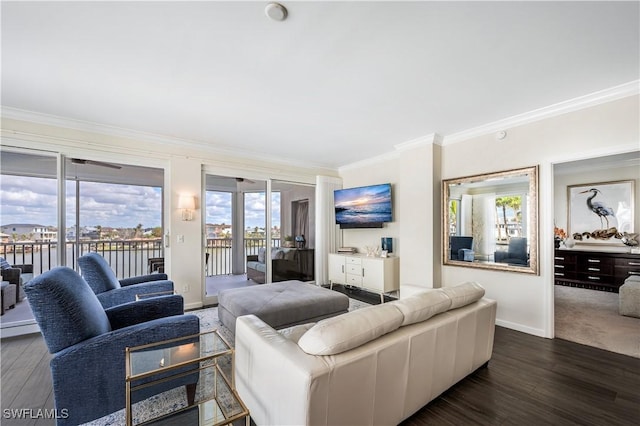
[496,319,548,338]
[0,322,40,339]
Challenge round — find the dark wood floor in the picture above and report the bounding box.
[2,326,639,425]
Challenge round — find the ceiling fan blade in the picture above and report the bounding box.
[235,177,256,184]
[71,158,122,169]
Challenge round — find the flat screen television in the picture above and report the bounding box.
[334,183,392,228]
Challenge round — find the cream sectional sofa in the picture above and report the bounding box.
[235,282,497,426]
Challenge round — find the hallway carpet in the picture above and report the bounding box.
[555,285,640,358]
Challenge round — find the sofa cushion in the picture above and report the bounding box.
[246,261,266,273]
[272,249,285,260]
[441,281,485,309]
[258,248,266,263]
[390,289,452,326]
[298,303,403,355]
[0,257,11,270]
[278,322,316,343]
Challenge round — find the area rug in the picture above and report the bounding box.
[554,285,640,358]
[84,297,371,425]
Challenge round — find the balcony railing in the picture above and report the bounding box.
[205,237,281,276]
[1,237,281,279]
[0,239,164,279]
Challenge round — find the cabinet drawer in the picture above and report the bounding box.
[554,270,577,279]
[346,274,362,286]
[346,257,362,266]
[579,256,614,267]
[554,254,577,264]
[346,264,362,275]
[578,272,614,283]
[579,263,613,275]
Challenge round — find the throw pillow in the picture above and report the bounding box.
[441,281,485,309]
[298,304,403,355]
[271,249,285,260]
[0,257,11,270]
[390,289,452,326]
[257,248,266,263]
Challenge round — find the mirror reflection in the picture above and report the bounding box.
[443,166,539,274]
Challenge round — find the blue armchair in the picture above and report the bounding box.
[24,267,200,426]
[78,252,174,308]
[449,236,474,261]
[494,237,529,265]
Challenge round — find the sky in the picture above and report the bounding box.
[1,175,279,229]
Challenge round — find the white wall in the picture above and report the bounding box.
[337,95,639,338]
[441,95,639,337]
[337,138,442,292]
[338,155,401,255]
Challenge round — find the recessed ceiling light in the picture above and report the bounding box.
[265,2,287,21]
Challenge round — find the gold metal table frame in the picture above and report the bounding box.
[125,330,249,426]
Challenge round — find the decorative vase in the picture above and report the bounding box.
[554,238,561,249]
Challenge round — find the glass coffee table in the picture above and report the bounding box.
[125,330,249,426]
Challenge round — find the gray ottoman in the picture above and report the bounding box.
[218,280,349,333]
[619,278,640,318]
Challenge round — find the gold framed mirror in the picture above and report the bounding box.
[442,165,539,274]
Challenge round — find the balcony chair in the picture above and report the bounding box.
[78,252,174,308]
[494,237,529,266]
[24,267,200,426]
[0,256,31,303]
[449,236,474,261]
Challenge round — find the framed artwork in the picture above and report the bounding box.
[567,180,635,245]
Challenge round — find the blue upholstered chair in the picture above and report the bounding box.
[78,252,174,308]
[24,267,200,426]
[494,237,529,265]
[449,236,474,261]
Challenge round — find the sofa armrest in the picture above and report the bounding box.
[120,273,169,286]
[97,280,174,309]
[247,255,259,262]
[105,295,184,329]
[0,267,21,285]
[235,315,327,426]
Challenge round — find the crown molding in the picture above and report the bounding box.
[0,106,337,173]
[394,133,443,151]
[337,149,401,173]
[443,80,640,145]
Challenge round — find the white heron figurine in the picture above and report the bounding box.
[579,188,615,229]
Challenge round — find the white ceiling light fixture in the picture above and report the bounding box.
[265,2,287,21]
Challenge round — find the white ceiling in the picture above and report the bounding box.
[2,1,639,169]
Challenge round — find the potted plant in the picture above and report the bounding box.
[283,235,294,248]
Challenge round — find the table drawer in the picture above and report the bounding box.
[346,257,362,266]
[346,264,362,275]
[346,274,363,286]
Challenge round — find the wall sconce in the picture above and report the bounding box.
[178,194,196,221]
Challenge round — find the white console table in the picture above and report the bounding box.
[328,253,399,303]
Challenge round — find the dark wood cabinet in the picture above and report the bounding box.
[554,249,640,292]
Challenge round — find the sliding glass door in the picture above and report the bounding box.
[271,180,316,283]
[0,149,164,334]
